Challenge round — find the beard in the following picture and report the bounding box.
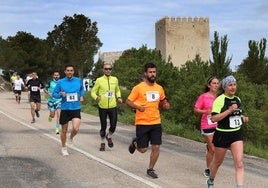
[147,76,156,83]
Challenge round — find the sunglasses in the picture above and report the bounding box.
[104,68,112,70]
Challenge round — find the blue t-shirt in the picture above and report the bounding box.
[52,76,84,110]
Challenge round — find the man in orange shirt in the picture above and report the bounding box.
[126,62,170,179]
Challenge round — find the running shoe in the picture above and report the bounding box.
[206,178,214,188]
[128,137,137,154]
[31,118,35,123]
[48,116,52,122]
[35,110,40,118]
[99,143,105,151]
[147,169,158,179]
[61,147,69,156]
[67,136,73,147]
[204,168,210,178]
[106,134,114,148]
[55,128,60,135]
[55,124,60,135]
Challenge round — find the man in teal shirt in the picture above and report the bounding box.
[44,71,62,134]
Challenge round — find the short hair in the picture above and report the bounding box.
[103,62,112,67]
[144,63,156,72]
[65,64,74,70]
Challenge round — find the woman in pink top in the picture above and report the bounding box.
[194,76,219,177]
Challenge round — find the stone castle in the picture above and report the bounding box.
[99,16,209,67]
[98,51,123,64]
[155,16,210,67]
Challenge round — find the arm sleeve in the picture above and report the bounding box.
[91,79,99,100]
[127,86,138,102]
[80,79,85,97]
[160,87,166,101]
[212,97,223,115]
[194,95,203,109]
[39,80,45,89]
[115,78,121,98]
[52,82,61,99]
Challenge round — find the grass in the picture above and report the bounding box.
[81,93,268,160]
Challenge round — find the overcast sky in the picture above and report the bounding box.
[0,0,267,70]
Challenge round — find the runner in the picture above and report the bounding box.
[13,74,25,104]
[206,75,249,188]
[26,72,45,123]
[44,71,61,134]
[52,64,84,156]
[91,63,123,151]
[194,76,219,177]
[126,62,170,178]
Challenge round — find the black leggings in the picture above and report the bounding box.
[98,107,117,137]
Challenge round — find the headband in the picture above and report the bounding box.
[221,75,236,89]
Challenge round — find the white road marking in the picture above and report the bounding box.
[0,110,162,188]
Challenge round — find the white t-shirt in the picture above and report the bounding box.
[14,78,24,90]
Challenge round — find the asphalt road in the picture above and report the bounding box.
[0,91,267,188]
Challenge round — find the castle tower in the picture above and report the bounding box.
[99,51,123,65]
[155,16,210,67]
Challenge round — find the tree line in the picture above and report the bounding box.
[0,14,102,82]
[92,33,268,154]
[0,14,267,155]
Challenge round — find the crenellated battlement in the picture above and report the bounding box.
[157,16,209,24]
[155,16,210,67]
[99,51,123,64]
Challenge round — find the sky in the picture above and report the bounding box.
[0,0,267,70]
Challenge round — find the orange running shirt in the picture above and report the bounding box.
[127,82,166,125]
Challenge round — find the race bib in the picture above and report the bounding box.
[146,91,160,102]
[207,115,214,125]
[31,86,38,91]
[229,116,242,128]
[105,90,114,98]
[15,83,20,87]
[66,93,78,102]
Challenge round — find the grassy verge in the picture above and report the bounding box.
[81,92,268,160]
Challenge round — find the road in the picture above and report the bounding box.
[0,91,267,188]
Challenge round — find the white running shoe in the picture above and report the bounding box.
[67,136,73,147]
[61,147,69,156]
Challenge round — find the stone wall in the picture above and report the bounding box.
[98,51,123,65]
[155,16,210,67]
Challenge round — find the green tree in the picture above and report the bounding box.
[237,38,268,84]
[47,14,102,78]
[210,31,232,78]
[113,45,167,90]
[168,55,211,127]
[0,32,51,80]
[91,58,104,79]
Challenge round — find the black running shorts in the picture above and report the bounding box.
[30,95,41,103]
[59,109,81,125]
[213,128,243,148]
[136,124,162,148]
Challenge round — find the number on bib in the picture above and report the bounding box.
[105,91,114,98]
[66,93,78,102]
[31,86,38,91]
[207,115,214,125]
[229,116,242,128]
[146,91,160,102]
